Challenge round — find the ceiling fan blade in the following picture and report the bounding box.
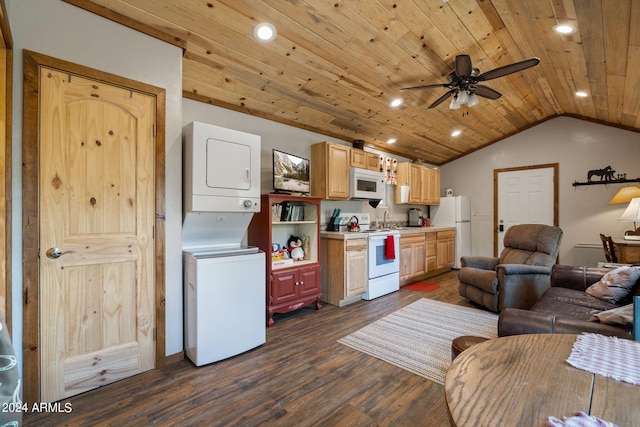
[400,83,449,91]
[454,54,472,78]
[474,85,502,99]
[428,89,456,109]
[476,57,540,81]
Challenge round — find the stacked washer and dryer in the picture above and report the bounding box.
[182,121,265,366]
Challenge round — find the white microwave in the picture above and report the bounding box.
[349,167,386,200]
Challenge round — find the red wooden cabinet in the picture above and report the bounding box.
[248,194,322,326]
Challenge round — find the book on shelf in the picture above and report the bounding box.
[272,258,294,267]
[273,201,304,222]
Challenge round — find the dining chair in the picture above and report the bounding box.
[599,233,617,263]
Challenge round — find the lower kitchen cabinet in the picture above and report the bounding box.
[426,233,437,271]
[321,237,367,307]
[436,230,456,270]
[399,234,425,282]
[399,228,456,286]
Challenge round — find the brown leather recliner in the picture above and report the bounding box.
[498,264,639,339]
[458,224,563,312]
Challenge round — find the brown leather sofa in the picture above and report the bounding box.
[498,265,639,339]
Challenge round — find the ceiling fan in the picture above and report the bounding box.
[401,54,540,109]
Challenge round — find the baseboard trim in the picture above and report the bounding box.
[165,351,185,365]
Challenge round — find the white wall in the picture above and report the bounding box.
[439,116,640,266]
[8,0,184,369]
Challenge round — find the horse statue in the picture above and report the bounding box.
[587,166,615,182]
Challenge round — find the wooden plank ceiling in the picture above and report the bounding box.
[67,0,640,165]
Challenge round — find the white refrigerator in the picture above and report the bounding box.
[430,196,471,269]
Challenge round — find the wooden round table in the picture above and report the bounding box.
[445,334,640,427]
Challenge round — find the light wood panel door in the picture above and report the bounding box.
[39,67,156,402]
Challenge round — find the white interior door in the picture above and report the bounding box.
[496,166,557,255]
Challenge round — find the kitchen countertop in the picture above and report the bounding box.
[321,226,455,240]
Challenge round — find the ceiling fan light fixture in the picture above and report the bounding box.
[449,96,461,110]
[254,23,277,42]
[467,92,479,107]
[457,90,469,104]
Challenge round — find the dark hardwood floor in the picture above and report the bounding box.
[25,271,471,426]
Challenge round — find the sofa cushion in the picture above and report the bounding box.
[585,266,640,304]
[589,304,634,328]
[530,287,618,321]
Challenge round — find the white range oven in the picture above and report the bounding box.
[364,230,400,300]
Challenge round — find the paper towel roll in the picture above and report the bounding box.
[400,184,410,203]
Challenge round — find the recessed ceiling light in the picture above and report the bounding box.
[553,24,575,34]
[387,138,397,144]
[390,98,403,108]
[254,23,277,42]
[451,130,462,137]
[575,91,588,97]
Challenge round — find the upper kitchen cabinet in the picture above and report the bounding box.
[350,148,380,171]
[395,162,440,205]
[311,141,350,200]
[422,166,440,205]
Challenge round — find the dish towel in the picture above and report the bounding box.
[384,235,395,260]
[566,333,640,386]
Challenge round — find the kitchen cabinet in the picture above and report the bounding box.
[397,228,455,286]
[311,141,350,200]
[426,232,437,272]
[248,194,322,326]
[436,230,456,270]
[399,233,425,281]
[351,148,381,171]
[395,162,440,205]
[321,237,367,307]
[421,167,441,205]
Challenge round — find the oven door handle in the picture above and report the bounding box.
[368,235,397,242]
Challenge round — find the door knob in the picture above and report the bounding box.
[46,247,63,259]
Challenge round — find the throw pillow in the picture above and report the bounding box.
[589,304,634,327]
[585,266,640,304]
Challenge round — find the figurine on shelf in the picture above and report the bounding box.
[287,235,305,261]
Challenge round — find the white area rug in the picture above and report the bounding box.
[337,298,498,384]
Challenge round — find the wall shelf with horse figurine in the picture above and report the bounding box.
[573,165,640,187]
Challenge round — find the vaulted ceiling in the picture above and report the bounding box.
[66,0,640,165]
